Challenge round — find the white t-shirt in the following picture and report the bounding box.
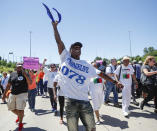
[89,76,105,110]
[43,72,48,82]
[53,73,64,96]
[43,67,57,88]
[1,76,9,90]
[114,64,134,86]
[59,49,100,101]
[106,64,117,80]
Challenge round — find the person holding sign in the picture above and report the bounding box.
[28,70,39,112]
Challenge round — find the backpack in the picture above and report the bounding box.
[140,65,155,86]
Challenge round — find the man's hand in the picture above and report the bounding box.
[116,81,123,89]
[44,58,47,62]
[134,81,138,89]
[52,21,59,28]
[42,58,47,68]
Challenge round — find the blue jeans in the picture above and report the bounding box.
[28,88,37,109]
[43,81,48,93]
[38,79,44,95]
[104,81,118,104]
[65,98,96,131]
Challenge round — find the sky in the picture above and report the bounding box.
[0,0,157,64]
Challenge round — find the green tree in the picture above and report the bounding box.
[94,56,102,62]
[143,46,157,61]
[148,47,155,53]
[143,47,148,55]
[1,60,7,66]
[103,58,109,64]
[7,62,12,68]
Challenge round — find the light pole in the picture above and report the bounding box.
[8,52,14,62]
[8,54,9,62]
[30,31,32,57]
[128,31,132,57]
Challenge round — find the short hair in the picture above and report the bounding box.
[69,42,83,51]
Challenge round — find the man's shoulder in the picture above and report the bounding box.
[127,65,134,70]
[60,49,70,57]
[10,72,17,76]
[142,65,149,69]
[116,65,122,69]
[106,65,111,69]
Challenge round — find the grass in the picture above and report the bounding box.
[0,66,15,73]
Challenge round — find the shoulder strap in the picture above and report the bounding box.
[110,66,113,73]
[118,65,122,81]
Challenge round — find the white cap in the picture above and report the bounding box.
[122,56,130,61]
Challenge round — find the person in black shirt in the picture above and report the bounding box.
[2,63,32,131]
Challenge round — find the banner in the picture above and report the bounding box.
[23,57,39,70]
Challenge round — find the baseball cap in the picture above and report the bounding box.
[117,61,121,64]
[16,62,23,67]
[132,60,137,63]
[70,42,83,49]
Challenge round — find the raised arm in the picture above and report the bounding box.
[22,69,32,85]
[98,72,123,88]
[52,21,65,55]
[143,68,157,76]
[42,58,49,74]
[42,58,47,68]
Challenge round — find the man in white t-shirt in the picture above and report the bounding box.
[114,56,138,117]
[104,58,119,107]
[51,21,123,131]
[42,60,57,113]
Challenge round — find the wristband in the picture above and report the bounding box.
[113,80,117,84]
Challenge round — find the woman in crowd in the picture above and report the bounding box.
[28,70,39,112]
[140,56,157,113]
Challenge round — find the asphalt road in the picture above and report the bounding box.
[0,94,157,131]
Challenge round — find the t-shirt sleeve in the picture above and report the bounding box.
[106,66,111,74]
[142,65,149,71]
[43,67,49,74]
[130,66,134,75]
[89,66,101,78]
[60,49,70,64]
[8,73,12,84]
[114,65,120,75]
[53,75,59,83]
